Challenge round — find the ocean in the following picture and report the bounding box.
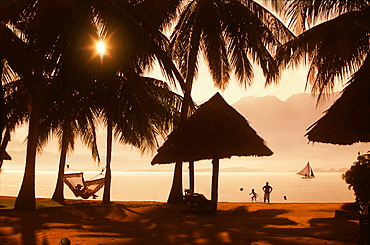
[0,170,355,203]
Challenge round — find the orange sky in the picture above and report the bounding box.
[148,61,344,105]
[4,61,353,173]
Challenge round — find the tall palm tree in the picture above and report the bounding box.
[7,0,101,210]
[90,1,185,204]
[98,75,182,204]
[1,0,185,210]
[275,0,370,100]
[39,78,100,204]
[166,0,294,204]
[49,117,100,204]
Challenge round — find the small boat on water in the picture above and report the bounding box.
[297,162,315,179]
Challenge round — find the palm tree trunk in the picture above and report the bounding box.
[167,35,199,204]
[52,121,69,204]
[0,58,4,145]
[0,57,6,170]
[14,100,40,210]
[166,89,192,204]
[102,117,112,204]
[167,160,183,204]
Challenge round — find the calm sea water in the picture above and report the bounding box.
[0,170,355,203]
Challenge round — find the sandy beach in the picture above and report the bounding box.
[0,197,359,245]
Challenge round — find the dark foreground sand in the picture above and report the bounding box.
[0,197,359,245]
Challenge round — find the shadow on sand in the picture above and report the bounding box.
[0,202,359,244]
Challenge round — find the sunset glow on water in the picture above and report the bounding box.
[0,170,355,203]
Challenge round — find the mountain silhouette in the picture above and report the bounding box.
[231,92,370,171]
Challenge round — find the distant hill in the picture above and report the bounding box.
[230,92,370,172]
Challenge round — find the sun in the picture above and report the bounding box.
[87,33,113,63]
[96,40,106,56]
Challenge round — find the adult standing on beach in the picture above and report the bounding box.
[262,182,273,203]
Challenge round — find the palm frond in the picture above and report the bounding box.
[276,11,370,98]
[94,0,185,91]
[281,0,368,34]
[171,0,294,91]
[306,55,370,144]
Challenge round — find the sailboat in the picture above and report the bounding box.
[297,162,315,179]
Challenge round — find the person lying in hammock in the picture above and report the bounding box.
[64,172,104,199]
[75,184,98,199]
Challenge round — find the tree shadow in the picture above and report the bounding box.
[0,203,360,244]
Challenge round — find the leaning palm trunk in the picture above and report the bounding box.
[167,92,192,204]
[167,161,183,204]
[14,100,40,210]
[0,58,4,145]
[52,122,70,204]
[167,35,199,204]
[102,117,112,204]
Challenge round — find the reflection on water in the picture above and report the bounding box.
[0,171,355,203]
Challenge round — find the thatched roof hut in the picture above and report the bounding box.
[152,93,273,164]
[152,93,272,213]
[306,57,370,145]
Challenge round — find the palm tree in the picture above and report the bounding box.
[98,75,182,204]
[6,1,101,210]
[1,0,185,210]
[42,78,100,204]
[166,0,294,204]
[275,0,370,100]
[89,2,186,204]
[50,117,100,204]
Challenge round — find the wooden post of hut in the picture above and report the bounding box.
[211,158,220,213]
[189,161,194,191]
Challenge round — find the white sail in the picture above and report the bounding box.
[297,162,315,178]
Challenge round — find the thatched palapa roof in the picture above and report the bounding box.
[306,56,370,145]
[151,93,273,164]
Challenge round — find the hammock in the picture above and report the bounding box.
[63,172,105,199]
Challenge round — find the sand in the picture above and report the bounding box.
[0,197,359,245]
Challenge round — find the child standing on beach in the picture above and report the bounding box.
[249,189,259,201]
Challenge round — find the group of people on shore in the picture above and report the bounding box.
[249,182,273,203]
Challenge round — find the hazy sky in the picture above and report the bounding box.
[148,60,343,105]
[5,62,356,173]
[3,47,352,173]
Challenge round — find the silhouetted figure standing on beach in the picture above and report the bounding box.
[262,182,273,203]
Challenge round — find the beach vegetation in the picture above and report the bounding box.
[275,0,370,102]
[342,153,370,202]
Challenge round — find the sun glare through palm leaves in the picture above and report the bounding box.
[87,36,110,64]
[97,40,106,57]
